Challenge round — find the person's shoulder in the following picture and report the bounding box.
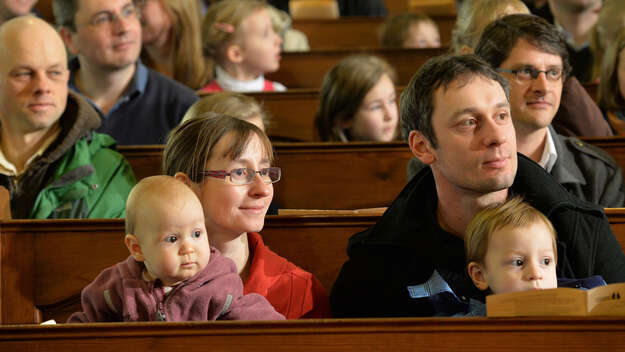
[555,134,619,170]
[562,135,619,169]
[204,247,239,277]
[82,132,127,164]
[251,232,313,279]
[92,256,140,287]
[145,68,199,101]
[515,153,603,213]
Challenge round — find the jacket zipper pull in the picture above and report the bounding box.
[156,304,166,321]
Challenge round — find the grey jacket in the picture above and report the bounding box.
[549,126,624,208]
[407,126,624,208]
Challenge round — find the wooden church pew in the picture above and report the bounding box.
[266,47,447,88]
[243,87,405,142]
[0,214,377,324]
[2,209,625,325]
[292,15,455,49]
[239,85,592,143]
[2,317,625,351]
[247,88,322,142]
[118,138,625,211]
[118,142,414,210]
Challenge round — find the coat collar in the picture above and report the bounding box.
[354,153,594,249]
[548,125,587,186]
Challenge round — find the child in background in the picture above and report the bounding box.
[68,176,284,322]
[379,13,441,49]
[182,92,269,131]
[315,54,399,142]
[267,4,310,52]
[464,197,604,316]
[451,0,529,54]
[200,0,286,93]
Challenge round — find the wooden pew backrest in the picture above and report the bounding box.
[0,214,377,324]
[266,47,447,88]
[119,138,625,211]
[292,15,455,49]
[243,87,405,142]
[119,142,414,210]
[2,209,625,325]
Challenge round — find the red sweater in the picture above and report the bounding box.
[243,232,331,319]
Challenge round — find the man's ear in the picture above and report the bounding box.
[125,234,144,262]
[467,262,489,291]
[225,43,244,64]
[59,26,80,56]
[408,130,436,165]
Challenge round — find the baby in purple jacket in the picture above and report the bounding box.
[68,176,284,322]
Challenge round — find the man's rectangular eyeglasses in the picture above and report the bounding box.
[200,167,281,185]
[496,67,563,82]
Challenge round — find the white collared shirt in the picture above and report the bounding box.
[0,126,61,178]
[538,127,558,172]
[214,65,286,92]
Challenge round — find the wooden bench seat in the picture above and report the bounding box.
[1,209,625,325]
[2,317,625,351]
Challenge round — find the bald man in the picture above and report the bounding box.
[0,16,135,219]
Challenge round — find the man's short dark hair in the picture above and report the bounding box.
[474,14,571,77]
[52,0,143,32]
[400,54,510,148]
[52,0,79,31]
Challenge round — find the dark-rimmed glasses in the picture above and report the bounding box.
[496,66,564,83]
[200,167,281,185]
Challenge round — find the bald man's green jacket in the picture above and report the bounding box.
[0,92,136,219]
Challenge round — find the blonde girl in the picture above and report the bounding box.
[200,0,285,93]
[182,92,270,131]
